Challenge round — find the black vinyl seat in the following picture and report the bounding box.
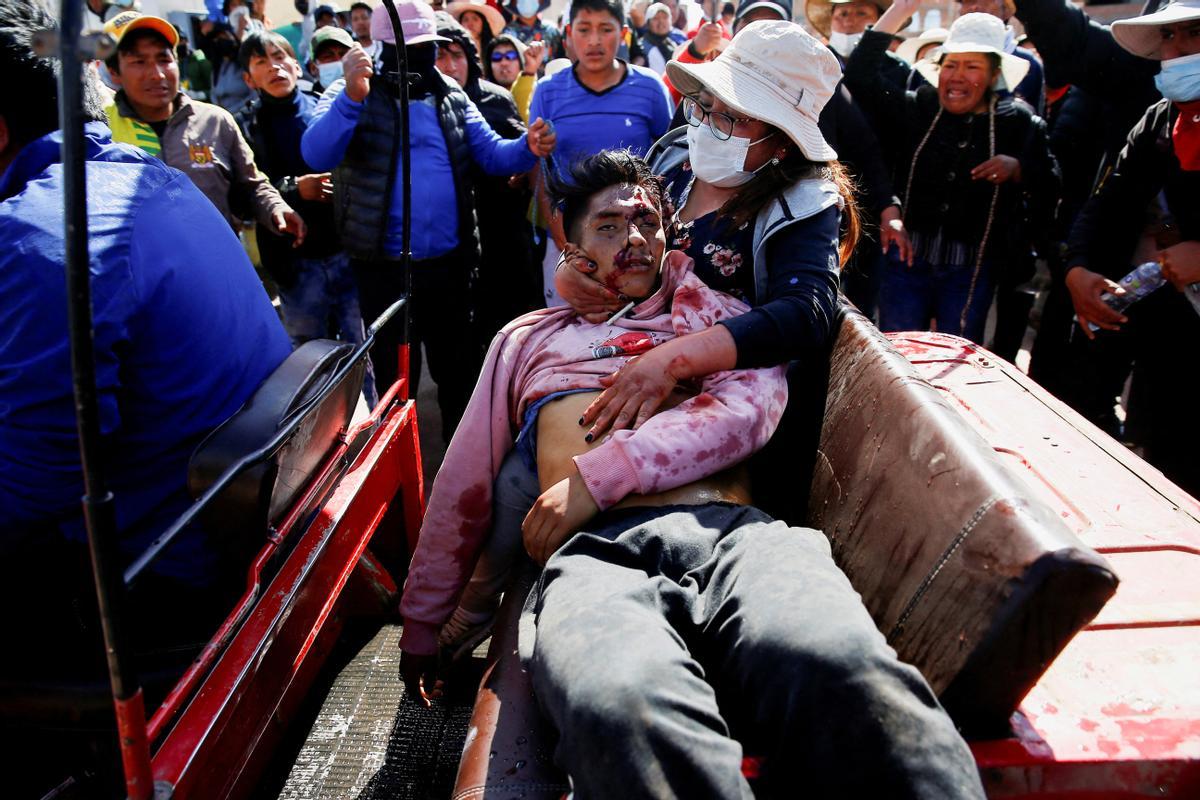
[188,338,367,544]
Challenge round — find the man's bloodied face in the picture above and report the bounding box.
[575,184,667,300]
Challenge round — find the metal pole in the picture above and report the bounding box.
[381,0,413,398]
[56,2,154,797]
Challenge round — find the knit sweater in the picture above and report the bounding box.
[398,251,789,654]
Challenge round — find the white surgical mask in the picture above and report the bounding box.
[1155,52,1200,103]
[686,123,775,188]
[317,60,344,87]
[517,0,540,18]
[828,30,864,57]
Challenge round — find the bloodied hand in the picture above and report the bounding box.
[399,651,443,707]
[555,243,627,323]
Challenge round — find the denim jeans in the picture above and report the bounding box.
[278,252,364,345]
[526,503,986,800]
[278,251,376,406]
[453,450,540,621]
[878,247,994,344]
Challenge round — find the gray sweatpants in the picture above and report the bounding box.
[524,502,986,800]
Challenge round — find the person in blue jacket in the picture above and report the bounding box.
[0,0,291,677]
[301,0,556,442]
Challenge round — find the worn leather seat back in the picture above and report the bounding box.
[809,310,1117,731]
[188,339,365,543]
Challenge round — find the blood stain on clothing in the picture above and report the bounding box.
[455,484,490,523]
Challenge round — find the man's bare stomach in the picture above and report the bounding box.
[535,391,753,509]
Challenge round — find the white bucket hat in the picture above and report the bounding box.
[914,13,1030,92]
[896,27,949,64]
[1111,0,1200,60]
[666,20,841,161]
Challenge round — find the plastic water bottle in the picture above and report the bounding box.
[1084,261,1200,330]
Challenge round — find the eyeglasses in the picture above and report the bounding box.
[681,95,755,141]
[490,50,520,62]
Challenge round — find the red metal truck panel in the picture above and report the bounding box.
[889,332,1200,798]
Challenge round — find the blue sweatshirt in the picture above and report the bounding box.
[0,124,291,585]
[301,80,538,260]
[529,62,673,178]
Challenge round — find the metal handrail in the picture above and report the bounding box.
[123,295,407,586]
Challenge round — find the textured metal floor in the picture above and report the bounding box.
[272,624,483,800]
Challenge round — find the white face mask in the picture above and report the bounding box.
[828,30,864,57]
[317,60,344,87]
[516,0,540,17]
[686,122,775,188]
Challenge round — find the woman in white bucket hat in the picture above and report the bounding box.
[554,20,866,519]
[845,3,1059,343]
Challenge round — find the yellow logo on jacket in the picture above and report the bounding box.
[188,143,216,169]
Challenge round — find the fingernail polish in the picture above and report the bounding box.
[578,417,585,425]
[585,433,594,443]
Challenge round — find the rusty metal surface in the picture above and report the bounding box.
[452,561,568,800]
[810,313,1116,727]
[889,331,1200,797]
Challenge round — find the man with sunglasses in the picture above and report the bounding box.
[484,34,547,120]
[485,33,545,120]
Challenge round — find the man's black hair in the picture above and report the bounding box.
[547,150,665,241]
[0,0,106,153]
[568,0,625,26]
[435,10,481,79]
[238,30,296,71]
[350,2,373,14]
[104,27,176,72]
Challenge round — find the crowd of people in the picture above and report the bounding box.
[138,0,1194,497]
[2,0,1199,794]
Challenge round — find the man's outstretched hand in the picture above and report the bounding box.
[522,473,599,564]
[399,650,443,708]
[272,208,307,248]
[528,117,557,157]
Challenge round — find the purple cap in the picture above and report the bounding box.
[371,0,450,45]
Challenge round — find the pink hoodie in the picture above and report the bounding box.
[399,252,789,654]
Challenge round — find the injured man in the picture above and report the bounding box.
[397,151,985,799]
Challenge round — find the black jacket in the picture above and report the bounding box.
[1013,0,1159,166]
[234,90,342,286]
[442,16,541,323]
[845,30,1060,267]
[1067,99,1200,279]
[1045,86,1108,247]
[331,73,479,262]
[467,77,540,322]
[820,85,899,217]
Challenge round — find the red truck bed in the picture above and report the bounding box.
[888,332,1200,799]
